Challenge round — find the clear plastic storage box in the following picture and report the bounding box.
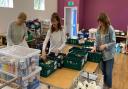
[0,45,41,89]
[0,71,20,89]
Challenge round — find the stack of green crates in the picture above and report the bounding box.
[64,54,85,70]
[70,50,88,61]
[69,47,88,62]
[47,53,66,68]
[82,47,92,52]
[84,40,94,47]
[39,60,57,77]
[64,49,88,70]
[66,38,79,45]
[69,47,83,52]
[87,52,103,63]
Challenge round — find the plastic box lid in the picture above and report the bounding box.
[0,45,40,59]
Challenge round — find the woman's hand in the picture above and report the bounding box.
[41,51,47,60]
[54,48,60,55]
[99,44,107,51]
[91,47,96,53]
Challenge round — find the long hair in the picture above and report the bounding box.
[97,12,110,34]
[51,12,62,33]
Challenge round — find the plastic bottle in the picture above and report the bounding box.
[19,59,28,77]
[116,43,121,53]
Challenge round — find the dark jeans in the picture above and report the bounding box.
[101,58,114,88]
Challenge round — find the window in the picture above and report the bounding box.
[0,0,13,8]
[34,0,45,10]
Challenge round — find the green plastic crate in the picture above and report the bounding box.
[82,47,92,52]
[39,60,57,77]
[87,52,103,63]
[84,40,94,47]
[69,47,88,61]
[63,56,85,70]
[66,39,79,45]
[40,68,55,77]
[47,53,66,68]
[69,46,92,54]
[63,52,88,70]
[69,47,84,52]
[69,51,88,60]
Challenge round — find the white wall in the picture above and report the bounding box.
[0,0,57,34]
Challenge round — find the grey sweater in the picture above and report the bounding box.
[7,22,28,46]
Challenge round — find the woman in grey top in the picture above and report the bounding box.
[7,12,28,47]
[91,13,116,89]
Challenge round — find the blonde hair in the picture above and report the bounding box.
[17,12,27,20]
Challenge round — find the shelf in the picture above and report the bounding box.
[116,36,128,43]
[116,36,127,39]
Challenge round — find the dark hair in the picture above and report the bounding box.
[51,12,62,33]
[97,12,110,33]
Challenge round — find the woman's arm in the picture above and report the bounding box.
[42,30,51,51]
[106,26,116,49]
[94,31,100,50]
[58,29,66,51]
[7,23,14,46]
[24,24,28,40]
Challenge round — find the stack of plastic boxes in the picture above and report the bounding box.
[0,71,20,89]
[0,45,41,89]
